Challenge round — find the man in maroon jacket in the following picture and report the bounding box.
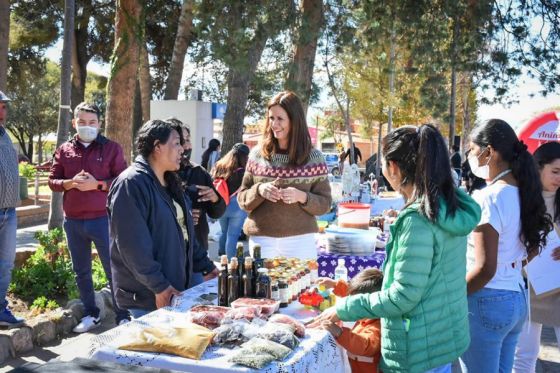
[49,102,129,332]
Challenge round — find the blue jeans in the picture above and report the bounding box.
[0,208,16,310]
[64,216,129,322]
[460,287,527,373]
[425,363,451,373]
[128,308,151,319]
[218,196,247,259]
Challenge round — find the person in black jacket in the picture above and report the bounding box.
[212,143,250,259]
[107,120,195,318]
[169,118,223,285]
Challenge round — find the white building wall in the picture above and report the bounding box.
[150,100,214,165]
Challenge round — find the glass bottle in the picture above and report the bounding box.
[227,257,240,306]
[217,255,228,306]
[279,280,289,308]
[255,268,272,299]
[242,257,254,298]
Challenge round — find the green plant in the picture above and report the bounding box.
[18,162,36,179]
[9,228,107,306]
[31,296,59,312]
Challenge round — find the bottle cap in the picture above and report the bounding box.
[338,258,345,265]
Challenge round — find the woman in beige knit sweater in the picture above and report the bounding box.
[237,91,332,259]
[514,141,560,372]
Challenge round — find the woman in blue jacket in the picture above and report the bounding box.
[108,120,196,319]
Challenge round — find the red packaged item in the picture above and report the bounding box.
[224,306,264,322]
[186,305,230,329]
[298,289,324,308]
[230,298,280,317]
[268,314,306,337]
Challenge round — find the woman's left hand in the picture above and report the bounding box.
[203,267,219,281]
[280,187,307,205]
[306,306,340,328]
[197,185,219,203]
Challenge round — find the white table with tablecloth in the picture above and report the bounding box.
[88,279,347,373]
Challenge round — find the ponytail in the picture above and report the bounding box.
[471,119,552,256]
[382,124,457,222]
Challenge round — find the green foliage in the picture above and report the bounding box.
[9,229,107,307]
[31,296,59,312]
[18,162,36,179]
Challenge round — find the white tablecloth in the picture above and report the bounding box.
[89,280,346,373]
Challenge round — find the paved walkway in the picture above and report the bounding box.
[2,224,559,372]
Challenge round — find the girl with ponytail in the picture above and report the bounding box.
[460,119,553,372]
[513,141,560,372]
[310,124,481,373]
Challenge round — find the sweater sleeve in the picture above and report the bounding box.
[237,170,266,212]
[48,146,66,192]
[336,214,434,320]
[335,320,381,357]
[300,177,332,216]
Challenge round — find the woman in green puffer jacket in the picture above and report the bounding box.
[310,124,481,373]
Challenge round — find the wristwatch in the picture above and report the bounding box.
[97,181,105,191]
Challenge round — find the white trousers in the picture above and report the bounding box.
[513,320,560,373]
[249,233,317,260]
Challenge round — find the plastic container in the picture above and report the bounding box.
[230,297,281,317]
[324,227,379,254]
[338,202,371,229]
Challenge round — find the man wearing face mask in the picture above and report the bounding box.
[167,118,222,285]
[48,102,130,332]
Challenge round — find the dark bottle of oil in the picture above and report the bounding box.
[255,267,272,299]
[217,255,228,306]
[242,257,254,298]
[227,257,240,306]
[236,242,245,293]
[252,244,264,289]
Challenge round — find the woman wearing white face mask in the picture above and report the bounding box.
[460,119,553,373]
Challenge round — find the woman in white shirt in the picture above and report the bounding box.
[460,119,553,373]
[513,142,560,372]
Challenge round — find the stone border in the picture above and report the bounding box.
[0,288,115,364]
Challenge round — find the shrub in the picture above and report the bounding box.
[9,228,108,309]
[18,162,36,179]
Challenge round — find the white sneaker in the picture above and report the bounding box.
[73,315,101,333]
[118,318,130,326]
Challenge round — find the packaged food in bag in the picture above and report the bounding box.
[256,322,300,349]
[118,323,214,360]
[230,297,280,317]
[186,305,230,329]
[223,306,263,322]
[268,314,306,337]
[241,337,292,359]
[229,350,276,369]
[212,321,247,345]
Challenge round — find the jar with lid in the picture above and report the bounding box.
[286,278,293,304]
[299,267,307,294]
[290,273,298,301]
[255,268,272,299]
[271,281,279,301]
[278,280,289,308]
[304,267,311,289]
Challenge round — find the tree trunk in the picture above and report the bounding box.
[461,74,471,154]
[26,136,33,162]
[105,0,143,163]
[164,0,194,100]
[387,22,396,133]
[70,5,92,109]
[448,18,460,150]
[38,133,43,164]
[221,32,269,154]
[375,121,383,179]
[284,0,323,113]
[139,41,151,122]
[132,78,143,149]
[49,0,75,230]
[0,0,9,92]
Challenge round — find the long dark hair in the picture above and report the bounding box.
[470,119,552,255]
[382,124,457,222]
[135,119,184,203]
[261,91,312,166]
[212,143,249,180]
[201,139,220,169]
[533,141,560,223]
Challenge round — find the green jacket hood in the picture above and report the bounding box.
[402,188,481,237]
